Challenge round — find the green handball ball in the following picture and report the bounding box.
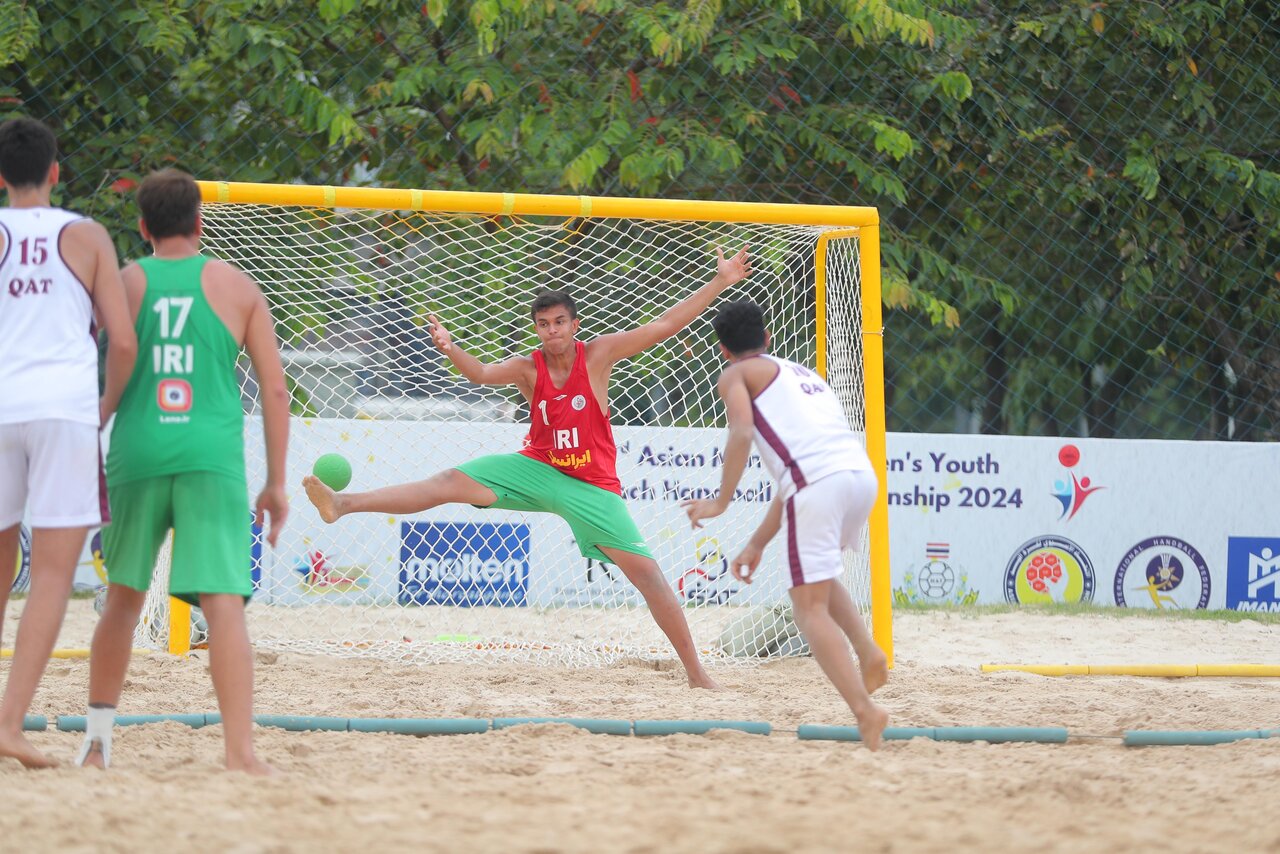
[312,453,352,491]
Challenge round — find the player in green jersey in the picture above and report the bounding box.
[77,170,289,775]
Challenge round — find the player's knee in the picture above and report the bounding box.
[788,586,827,616]
[197,593,246,621]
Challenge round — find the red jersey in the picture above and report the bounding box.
[519,340,622,494]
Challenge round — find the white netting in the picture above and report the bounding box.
[137,195,870,665]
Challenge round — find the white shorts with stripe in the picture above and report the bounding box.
[783,469,878,589]
[0,420,108,529]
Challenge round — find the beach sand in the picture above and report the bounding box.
[2,602,1276,853]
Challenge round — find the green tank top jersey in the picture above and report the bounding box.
[107,255,246,486]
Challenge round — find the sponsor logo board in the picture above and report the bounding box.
[1004,535,1096,604]
[399,522,530,607]
[1113,536,1211,609]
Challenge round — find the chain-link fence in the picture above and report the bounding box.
[4,1,1277,439]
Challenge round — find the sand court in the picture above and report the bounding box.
[2,602,1277,852]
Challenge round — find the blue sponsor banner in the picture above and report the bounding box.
[1225,537,1280,612]
[399,522,530,607]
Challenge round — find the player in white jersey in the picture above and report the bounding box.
[683,300,889,750]
[0,117,137,767]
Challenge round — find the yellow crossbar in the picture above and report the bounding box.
[197,181,879,228]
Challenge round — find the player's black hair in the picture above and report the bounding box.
[712,300,767,355]
[529,289,578,321]
[137,168,200,239]
[0,117,58,190]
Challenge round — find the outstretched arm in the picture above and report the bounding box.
[682,366,754,528]
[589,246,751,366]
[428,314,532,387]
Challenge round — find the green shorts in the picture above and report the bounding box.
[102,471,252,606]
[454,454,652,563]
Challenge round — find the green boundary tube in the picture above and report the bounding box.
[56,713,211,732]
[492,717,632,736]
[253,715,349,732]
[23,715,47,731]
[797,724,860,742]
[797,725,938,742]
[118,714,209,728]
[634,720,771,736]
[934,726,1069,744]
[348,718,490,735]
[1123,730,1264,746]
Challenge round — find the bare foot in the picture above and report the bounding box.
[859,648,889,695]
[687,670,723,690]
[0,730,58,769]
[302,475,345,523]
[856,702,890,752]
[227,755,276,776]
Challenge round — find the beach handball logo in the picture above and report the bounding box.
[1004,535,1095,604]
[894,543,978,606]
[571,394,587,411]
[1051,444,1103,520]
[1113,536,1210,610]
[157,378,193,412]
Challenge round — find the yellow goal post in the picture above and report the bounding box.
[141,181,891,667]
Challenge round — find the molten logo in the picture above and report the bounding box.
[157,378,192,412]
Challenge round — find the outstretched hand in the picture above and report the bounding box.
[682,497,727,530]
[715,246,752,289]
[427,314,452,352]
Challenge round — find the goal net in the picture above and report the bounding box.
[135,183,889,666]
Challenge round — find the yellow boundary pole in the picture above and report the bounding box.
[1,649,151,659]
[982,664,1280,677]
[197,181,880,228]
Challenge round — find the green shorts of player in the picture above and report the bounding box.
[102,471,252,607]
[455,454,652,563]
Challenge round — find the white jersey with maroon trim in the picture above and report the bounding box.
[0,207,98,426]
[749,353,872,500]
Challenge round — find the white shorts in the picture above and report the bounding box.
[0,420,107,529]
[782,469,878,589]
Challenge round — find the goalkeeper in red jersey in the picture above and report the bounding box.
[303,247,751,688]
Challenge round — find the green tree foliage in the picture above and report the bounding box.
[3,0,1276,438]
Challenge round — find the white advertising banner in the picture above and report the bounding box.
[885,433,1280,613]
[22,424,1280,615]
